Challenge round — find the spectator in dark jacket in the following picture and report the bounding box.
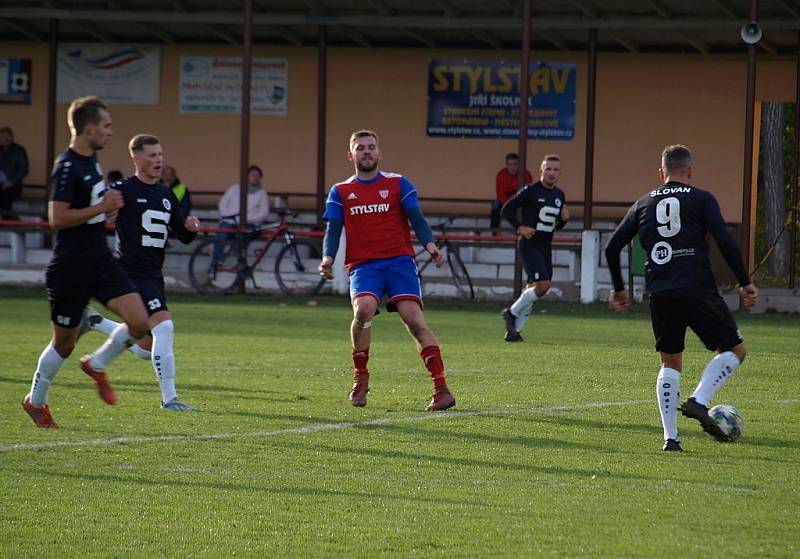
[0,127,29,218]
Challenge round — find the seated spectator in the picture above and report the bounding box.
[0,127,29,219]
[492,153,532,230]
[161,165,192,217]
[107,169,124,183]
[211,165,269,266]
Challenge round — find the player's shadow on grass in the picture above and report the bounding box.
[0,374,281,400]
[15,467,496,509]
[273,440,761,490]
[504,413,663,436]
[359,422,605,452]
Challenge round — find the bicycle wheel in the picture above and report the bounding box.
[188,239,241,294]
[447,247,474,299]
[275,239,326,296]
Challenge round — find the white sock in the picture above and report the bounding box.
[129,343,152,361]
[29,343,65,406]
[90,323,136,372]
[510,287,537,332]
[151,320,177,403]
[90,315,120,336]
[691,351,741,406]
[657,367,681,441]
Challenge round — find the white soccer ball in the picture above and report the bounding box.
[709,404,744,442]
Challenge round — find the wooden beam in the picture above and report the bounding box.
[536,30,569,51]
[199,23,239,45]
[431,0,461,18]
[775,0,800,19]
[0,17,45,41]
[468,30,501,50]
[498,0,520,17]
[263,25,304,46]
[759,37,779,55]
[132,21,176,44]
[644,0,671,19]
[570,0,598,18]
[708,0,739,19]
[365,0,392,17]
[342,27,371,48]
[678,31,710,54]
[607,31,638,52]
[402,28,436,48]
[75,20,114,42]
[5,9,800,32]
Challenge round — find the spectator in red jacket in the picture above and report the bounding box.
[491,153,532,229]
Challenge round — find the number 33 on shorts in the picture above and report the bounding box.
[146,298,162,311]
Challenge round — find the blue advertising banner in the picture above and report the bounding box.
[427,59,576,140]
[0,58,32,104]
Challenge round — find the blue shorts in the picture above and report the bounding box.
[349,255,422,312]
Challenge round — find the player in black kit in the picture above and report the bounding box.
[500,155,570,342]
[22,96,150,428]
[87,134,200,411]
[605,145,758,452]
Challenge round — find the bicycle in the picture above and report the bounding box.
[188,208,327,296]
[415,216,474,299]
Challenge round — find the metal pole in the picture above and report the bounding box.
[741,0,759,274]
[513,0,532,297]
[790,30,800,288]
[583,28,597,231]
[45,19,58,205]
[316,25,327,228]
[237,0,253,292]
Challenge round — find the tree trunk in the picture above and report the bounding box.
[761,102,789,276]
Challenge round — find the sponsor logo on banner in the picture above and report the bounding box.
[179,56,288,116]
[426,59,576,140]
[57,44,160,105]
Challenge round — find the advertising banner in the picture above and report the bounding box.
[0,58,32,104]
[57,44,160,105]
[179,56,288,116]
[427,59,576,140]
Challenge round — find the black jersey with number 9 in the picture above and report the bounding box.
[606,181,749,293]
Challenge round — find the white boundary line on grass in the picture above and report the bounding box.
[2,398,798,454]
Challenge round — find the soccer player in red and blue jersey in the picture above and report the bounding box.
[318,130,456,412]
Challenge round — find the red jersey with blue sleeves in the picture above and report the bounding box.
[323,171,419,269]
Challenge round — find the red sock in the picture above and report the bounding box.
[420,345,448,389]
[352,347,369,379]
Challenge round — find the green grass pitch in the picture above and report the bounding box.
[0,287,798,557]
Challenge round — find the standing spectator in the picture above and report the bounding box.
[211,165,269,266]
[0,126,29,219]
[161,165,192,217]
[491,153,532,230]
